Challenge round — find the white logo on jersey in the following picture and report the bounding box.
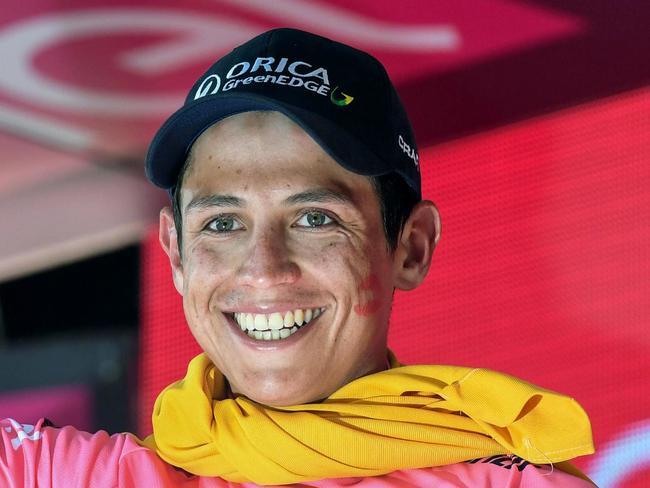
[3,419,42,450]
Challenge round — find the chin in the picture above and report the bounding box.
[236,380,329,406]
[248,390,319,407]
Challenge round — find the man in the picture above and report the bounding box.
[1,28,595,486]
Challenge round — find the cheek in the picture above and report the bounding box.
[353,274,383,317]
[293,237,344,268]
[182,244,232,302]
[293,238,386,316]
[293,237,362,277]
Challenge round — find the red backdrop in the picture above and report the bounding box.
[139,87,650,486]
[0,2,646,485]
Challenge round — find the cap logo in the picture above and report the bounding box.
[226,58,330,85]
[193,74,221,100]
[330,86,354,106]
[398,134,419,168]
[193,56,343,101]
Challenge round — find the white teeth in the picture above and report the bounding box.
[294,309,304,326]
[254,314,269,330]
[268,313,284,330]
[283,311,294,327]
[234,307,325,340]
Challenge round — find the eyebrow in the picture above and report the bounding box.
[184,187,356,214]
[282,188,355,206]
[185,194,243,213]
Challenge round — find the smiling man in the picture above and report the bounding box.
[1,28,596,487]
[157,110,428,407]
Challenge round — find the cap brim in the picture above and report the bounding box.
[145,93,394,191]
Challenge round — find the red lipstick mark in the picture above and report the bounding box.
[354,275,382,316]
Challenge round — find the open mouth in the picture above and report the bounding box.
[227,307,325,341]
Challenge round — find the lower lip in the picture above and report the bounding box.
[225,313,322,350]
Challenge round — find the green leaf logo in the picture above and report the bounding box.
[330,86,354,106]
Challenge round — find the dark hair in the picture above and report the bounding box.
[172,155,419,255]
[369,173,420,251]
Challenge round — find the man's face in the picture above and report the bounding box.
[163,111,399,406]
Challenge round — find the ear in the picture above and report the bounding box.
[393,200,441,290]
[159,206,185,295]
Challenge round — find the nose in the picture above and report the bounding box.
[236,225,301,288]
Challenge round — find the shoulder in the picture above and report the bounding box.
[308,456,595,487]
[1,416,138,461]
[1,417,129,487]
[1,417,224,488]
[291,456,596,487]
[390,456,595,487]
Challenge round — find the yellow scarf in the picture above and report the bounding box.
[141,352,594,485]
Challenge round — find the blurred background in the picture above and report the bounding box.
[0,1,647,486]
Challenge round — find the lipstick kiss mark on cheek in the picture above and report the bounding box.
[353,274,382,316]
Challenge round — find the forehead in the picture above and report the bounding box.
[180,111,376,203]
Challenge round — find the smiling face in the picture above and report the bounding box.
[159,111,438,406]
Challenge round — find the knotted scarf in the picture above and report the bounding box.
[141,352,593,485]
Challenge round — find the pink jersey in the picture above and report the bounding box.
[1,418,593,487]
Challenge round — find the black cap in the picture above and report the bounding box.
[145,28,421,198]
